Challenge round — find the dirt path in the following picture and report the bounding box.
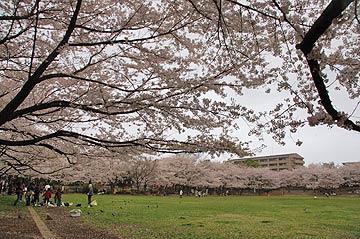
[37,207,120,239]
[0,208,42,239]
[28,207,59,238]
[0,206,120,239]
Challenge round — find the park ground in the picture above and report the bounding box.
[0,194,360,239]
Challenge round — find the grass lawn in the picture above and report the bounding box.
[0,195,29,217]
[61,194,360,239]
[1,194,360,238]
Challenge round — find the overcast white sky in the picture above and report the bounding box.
[226,81,359,166]
[250,124,359,166]
[236,46,359,166]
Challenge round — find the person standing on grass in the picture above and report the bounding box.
[25,187,33,206]
[13,182,23,206]
[179,189,183,198]
[87,180,94,207]
[32,184,41,205]
[55,187,62,207]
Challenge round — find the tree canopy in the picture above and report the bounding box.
[0,0,359,175]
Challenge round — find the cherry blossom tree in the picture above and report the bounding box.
[0,0,247,174]
[209,161,248,189]
[60,160,360,192]
[126,157,158,192]
[1,0,359,175]
[278,167,307,191]
[155,156,282,192]
[156,155,203,187]
[28,149,132,183]
[197,160,231,188]
[188,0,360,143]
[341,163,360,188]
[300,164,344,190]
[240,167,280,192]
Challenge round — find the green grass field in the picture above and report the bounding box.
[0,195,29,217]
[2,194,360,238]
[65,194,360,239]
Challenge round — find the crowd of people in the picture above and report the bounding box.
[12,181,63,207]
[3,177,95,208]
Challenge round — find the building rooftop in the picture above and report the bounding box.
[228,153,305,171]
[228,153,304,162]
[342,162,360,166]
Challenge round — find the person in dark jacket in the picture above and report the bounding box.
[13,183,23,206]
[32,184,41,205]
[55,187,62,207]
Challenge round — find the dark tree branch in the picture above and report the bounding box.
[186,0,213,20]
[272,0,303,36]
[0,127,75,165]
[28,0,41,78]
[296,0,354,55]
[0,129,212,155]
[37,143,75,165]
[69,11,197,47]
[226,0,278,20]
[356,0,360,23]
[9,70,230,121]
[0,0,83,126]
[3,151,72,175]
[39,73,176,93]
[0,0,43,21]
[0,25,31,45]
[9,100,145,121]
[296,0,360,132]
[0,130,139,147]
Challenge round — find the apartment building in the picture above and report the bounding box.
[228,153,305,171]
[343,162,360,166]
